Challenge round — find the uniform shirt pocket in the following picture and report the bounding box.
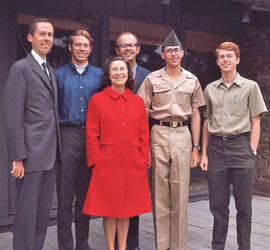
[152,84,171,107]
[174,87,194,112]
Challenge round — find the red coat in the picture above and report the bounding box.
[83,87,152,218]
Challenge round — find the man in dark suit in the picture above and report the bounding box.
[115,32,150,94]
[3,18,61,250]
[115,31,150,250]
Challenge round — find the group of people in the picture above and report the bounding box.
[3,17,267,250]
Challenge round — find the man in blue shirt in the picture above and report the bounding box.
[115,31,150,250]
[56,30,102,250]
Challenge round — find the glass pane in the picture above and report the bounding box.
[185,49,220,89]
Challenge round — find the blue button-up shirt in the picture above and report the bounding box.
[56,62,102,125]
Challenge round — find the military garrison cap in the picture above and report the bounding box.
[162,30,182,50]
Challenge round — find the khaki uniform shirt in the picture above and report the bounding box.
[202,73,267,135]
[137,67,205,122]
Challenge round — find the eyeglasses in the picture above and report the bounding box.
[164,48,182,55]
[117,43,139,49]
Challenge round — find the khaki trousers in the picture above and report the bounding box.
[150,125,192,250]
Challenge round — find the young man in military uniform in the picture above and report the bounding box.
[137,30,205,250]
[200,42,267,250]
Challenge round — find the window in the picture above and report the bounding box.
[16,14,90,68]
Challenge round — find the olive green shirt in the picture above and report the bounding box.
[203,73,267,135]
[137,67,205,122]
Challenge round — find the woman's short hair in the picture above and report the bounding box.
[215,42,240,58]
[100,55,135,91]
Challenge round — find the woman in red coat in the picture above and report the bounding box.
[83,56,152,250]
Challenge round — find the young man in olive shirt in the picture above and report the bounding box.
[200,42,267,250]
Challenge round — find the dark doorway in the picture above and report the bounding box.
[184,48,220,89]
[185,49,220,201]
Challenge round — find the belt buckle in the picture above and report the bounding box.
[171,122,178,128]
[222,136,228,140]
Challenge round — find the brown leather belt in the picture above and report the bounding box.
[150,118,188,128]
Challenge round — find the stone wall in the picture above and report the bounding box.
[242,26,270,197]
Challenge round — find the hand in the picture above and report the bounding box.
[200,154,208,171]
[148,152,152,167]
[10,160,24,179]
[190,148,200,168]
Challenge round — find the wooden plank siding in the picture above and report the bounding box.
[0,196,269,250]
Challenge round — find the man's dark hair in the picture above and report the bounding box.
[68,30,93,47]
[115,31,140,47]
[28,18,52,35]
[100,55,135,91]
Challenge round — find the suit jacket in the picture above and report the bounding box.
[3,53,61,172]
[133,65,150,94]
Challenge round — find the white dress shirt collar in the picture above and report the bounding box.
[132,63,138,78]
[31,49,46,67]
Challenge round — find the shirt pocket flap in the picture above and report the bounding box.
[183,87,194,94]
[130,138,140,147]
[152,84,171,93]
[177,86,194,94]
[100,138,113,145]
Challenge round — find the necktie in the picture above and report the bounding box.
[42,62,50,81]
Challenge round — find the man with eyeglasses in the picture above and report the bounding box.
[115,31,150,250]
[56,30,102,250]
[115,31,150,94]
[138,30,205,250]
